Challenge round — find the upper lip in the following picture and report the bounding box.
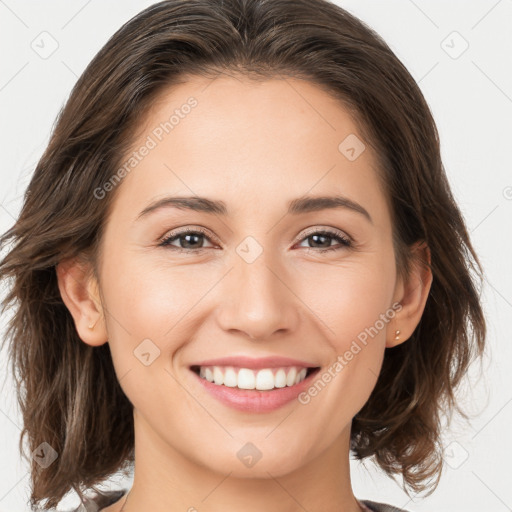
[190,356,320,370]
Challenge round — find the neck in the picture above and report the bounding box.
[116,412,363,512]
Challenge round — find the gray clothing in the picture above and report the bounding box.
[361,500,411,512]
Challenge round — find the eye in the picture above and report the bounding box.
[158,227,352,254]
[296,229,352,253]
[159,227,216,252]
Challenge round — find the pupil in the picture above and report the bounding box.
[310,234,329,248]
[182,234,202,248]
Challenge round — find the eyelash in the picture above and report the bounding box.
[158,227,353,254]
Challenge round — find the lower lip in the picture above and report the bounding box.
[191,368,319,413]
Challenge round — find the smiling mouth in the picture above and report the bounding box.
[190,365,321,391]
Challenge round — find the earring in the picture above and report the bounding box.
[88,318,97,329]
[394,329,401,341]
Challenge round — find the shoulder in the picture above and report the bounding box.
[360,500,411,512]
[57,489,128,512]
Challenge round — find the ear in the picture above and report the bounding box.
[387,241,433,348]
[56,256,108,346]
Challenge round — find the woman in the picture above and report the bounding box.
[0,0,486,511]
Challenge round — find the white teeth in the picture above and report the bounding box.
[295,368,307,385]
[238,368,256,389]
[223,367,238,387]
[213,367,224,385]
[286,367,297,386]
[255,369,274,390]
[274,368,287,388]
[196,365,310,390]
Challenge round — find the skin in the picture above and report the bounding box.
[57,75,432,512]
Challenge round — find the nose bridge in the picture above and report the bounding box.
[216,242,298,340]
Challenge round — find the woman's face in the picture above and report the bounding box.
[95,76,403,478]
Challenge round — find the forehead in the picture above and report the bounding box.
[110,75,388,222]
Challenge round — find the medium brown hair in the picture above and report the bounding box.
[0,0,486,509]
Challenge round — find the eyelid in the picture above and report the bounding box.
[160,226,213,239]
[158,226,220,247]
[298,225,352,243]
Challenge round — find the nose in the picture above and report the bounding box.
[215,250,300,341]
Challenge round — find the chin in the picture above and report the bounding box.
[196,440,313,480]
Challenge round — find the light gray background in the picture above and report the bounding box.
[1,1,511,511]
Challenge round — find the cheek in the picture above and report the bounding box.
[98,257,199,413]
[96,255,179,385]
[101,252,203,339]
[294,255,397,350]
[292,253,397,406]
[98,252,225,405]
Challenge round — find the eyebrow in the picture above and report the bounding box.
[136,194,372,223]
